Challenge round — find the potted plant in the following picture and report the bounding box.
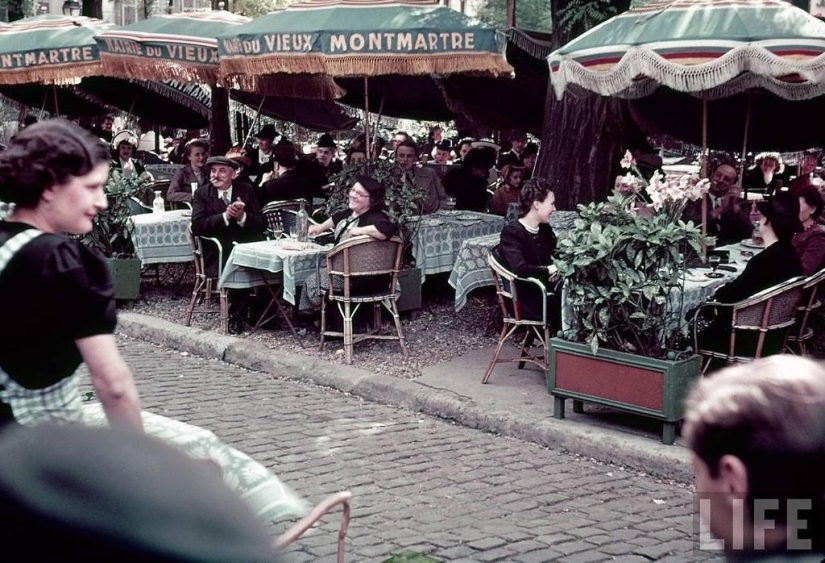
[548,153,711,444]
[328,159,427,312]
[80,170,151,300]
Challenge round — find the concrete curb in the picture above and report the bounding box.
[118,312,693,482]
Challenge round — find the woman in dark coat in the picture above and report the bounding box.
[498,178,559,323]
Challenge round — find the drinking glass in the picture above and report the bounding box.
[708,254,721,274]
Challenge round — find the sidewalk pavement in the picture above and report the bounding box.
[118,312,693,483]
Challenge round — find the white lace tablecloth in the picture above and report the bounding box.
[218,239,329,304]
[83,402,309,523]
[411,210,504,281]
[131,210,192,265]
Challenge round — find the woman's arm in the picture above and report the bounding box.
[499,225,551,279]
[309,217,334,236]
[76,335,143,432]
[349,225,388,240]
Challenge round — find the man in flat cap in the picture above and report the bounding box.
[192,156,266,334]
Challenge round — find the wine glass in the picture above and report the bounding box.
[708,254,721,275]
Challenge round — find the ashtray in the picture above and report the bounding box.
[705,272,725,279]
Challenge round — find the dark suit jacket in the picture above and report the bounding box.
[714,240,803,304]
[257,169,314,205]
[498,221,557,321]
[191,182,266,277]
[496,150,523,170]
[683,196,754,246]
[246,146,273,179]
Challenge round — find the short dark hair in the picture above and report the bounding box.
[346,148,367,165]
[0,119,110,209]
[799,186,824,220]
[518,177,553,216]
[353,175,386,211]
[395,139,418,155]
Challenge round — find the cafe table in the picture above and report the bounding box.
[218,238,330,305]
[131,209,193,265]
[447,211,579,311]
[83,402,309,523]
[411,210,504,281]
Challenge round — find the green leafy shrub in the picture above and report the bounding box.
[81,170,152,258]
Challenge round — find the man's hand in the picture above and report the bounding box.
[226,198,245,220]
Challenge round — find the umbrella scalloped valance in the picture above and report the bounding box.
[96,10,250,84]
[0,15,114,86]
[548,0,825,100]
[217,0,513,79]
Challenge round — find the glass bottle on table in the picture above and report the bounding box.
[152,190,164,214]
[296,200,309,243]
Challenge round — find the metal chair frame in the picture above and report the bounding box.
[319,235,408,364]
[184,225,228,333]
[692,276,807,374]
[263,199,305,239]
[482,249,554,384]
[274,491,352,563]
[785,267,825,356]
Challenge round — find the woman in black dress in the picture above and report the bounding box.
[0,120,143,430]
[300,175,397,310]
[498,178,560,323]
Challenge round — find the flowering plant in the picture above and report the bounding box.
[553,155,711,359]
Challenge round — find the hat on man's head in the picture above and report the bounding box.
[522,142,539,158]
[255,124,278,140]
[471,138,500,152]
[317,133,336,149]
[206,156,239,170]
[225,146,251,168]
[272,142,298,166]
[435,139,453,152]
[112,130,138,149]
[462,147,496,171]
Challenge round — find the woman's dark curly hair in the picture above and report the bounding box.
[518,177,554,217]
[0,119,111,209]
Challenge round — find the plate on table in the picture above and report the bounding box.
[423,219,445,227]
[180,211,192,218]
[740,239,765,249]
[454,213,481,221]
[279,241,320,251]
[705,272,725,279]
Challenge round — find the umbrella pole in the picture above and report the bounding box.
[739,93,753,199]
[242,95,267,149]
[39,90,47,121]
[701,96,708,260]
[53,85,59,117]
[364,76,370,169]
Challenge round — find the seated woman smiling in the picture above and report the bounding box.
[498,178,560,324]
[300,176,397,311]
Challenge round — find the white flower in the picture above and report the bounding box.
[620,150,635,169]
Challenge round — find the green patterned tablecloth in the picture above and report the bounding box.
[218,239,329,304]
[131,209,192,265]
[448,233,500,311]
[411,210,504,281]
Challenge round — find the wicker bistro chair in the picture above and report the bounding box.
[692,276,807,374]
[319,235,408,365]
[274,491,352,563]
[262,199,305,239]
[785,267,825,356]
[482,248,554,384]
[184,225,228,333]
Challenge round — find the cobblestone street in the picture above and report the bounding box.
[90,337,716,562]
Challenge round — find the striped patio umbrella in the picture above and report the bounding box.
[218,0,512,81]
[96,10,250,84]
[0,14,114,85]
[95,10,343,99]
[548,0,825,101]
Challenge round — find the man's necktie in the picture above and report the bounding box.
[221,192,230,205]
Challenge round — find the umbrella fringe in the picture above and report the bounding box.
[100,56,219,85]
[220,53,513,79]
[222,74,346,100]
[508,29,554,60]
[551,45,825,101]
[136,81,211,117]
[0,63,100,86]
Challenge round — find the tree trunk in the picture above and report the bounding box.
[82,0,103,19]
[535,0,639,209]
[535,94,646,210]
[209,85,231,156]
